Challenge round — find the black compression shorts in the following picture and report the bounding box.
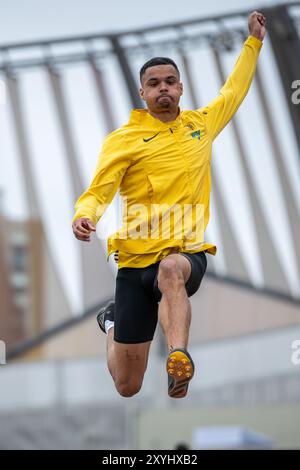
[113,251,207,344]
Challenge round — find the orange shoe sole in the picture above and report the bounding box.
[166,349,195,398]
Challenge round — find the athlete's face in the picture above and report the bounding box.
[140,64,183,114]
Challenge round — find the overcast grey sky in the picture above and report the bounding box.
[0,0,288,44]
[1,0,299,313]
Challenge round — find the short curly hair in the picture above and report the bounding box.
[140,57,180,83]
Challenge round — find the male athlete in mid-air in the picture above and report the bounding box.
[72,12,266,398]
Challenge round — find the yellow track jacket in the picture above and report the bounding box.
[73,35,262,268]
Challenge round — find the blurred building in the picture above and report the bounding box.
[0,201,24,347]
[0,203,72,343]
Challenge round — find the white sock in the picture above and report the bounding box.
[105,320,114,334]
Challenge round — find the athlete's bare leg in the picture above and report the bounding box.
[107,329,151,397]
[105,253,191,397]
[157,254,192,352]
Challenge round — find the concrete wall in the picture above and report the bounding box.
[137,405,300,449]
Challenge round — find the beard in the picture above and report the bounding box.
[157,101,171,109]
[156,96,173,109]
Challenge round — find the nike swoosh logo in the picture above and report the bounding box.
[143,132,160,142]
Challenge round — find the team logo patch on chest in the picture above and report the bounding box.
[191,130,201,140]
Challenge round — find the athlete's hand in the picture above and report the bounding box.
[72,217,96,242]
[248,11,266,41]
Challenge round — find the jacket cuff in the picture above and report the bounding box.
[72,211,97,225]
[246,35,263,50]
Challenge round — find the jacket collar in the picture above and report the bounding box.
[129,108,183,130]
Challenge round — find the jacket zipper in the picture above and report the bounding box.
[169,126,194,200]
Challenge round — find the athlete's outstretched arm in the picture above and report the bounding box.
[72,132,132,242]
[202,11,266,140]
